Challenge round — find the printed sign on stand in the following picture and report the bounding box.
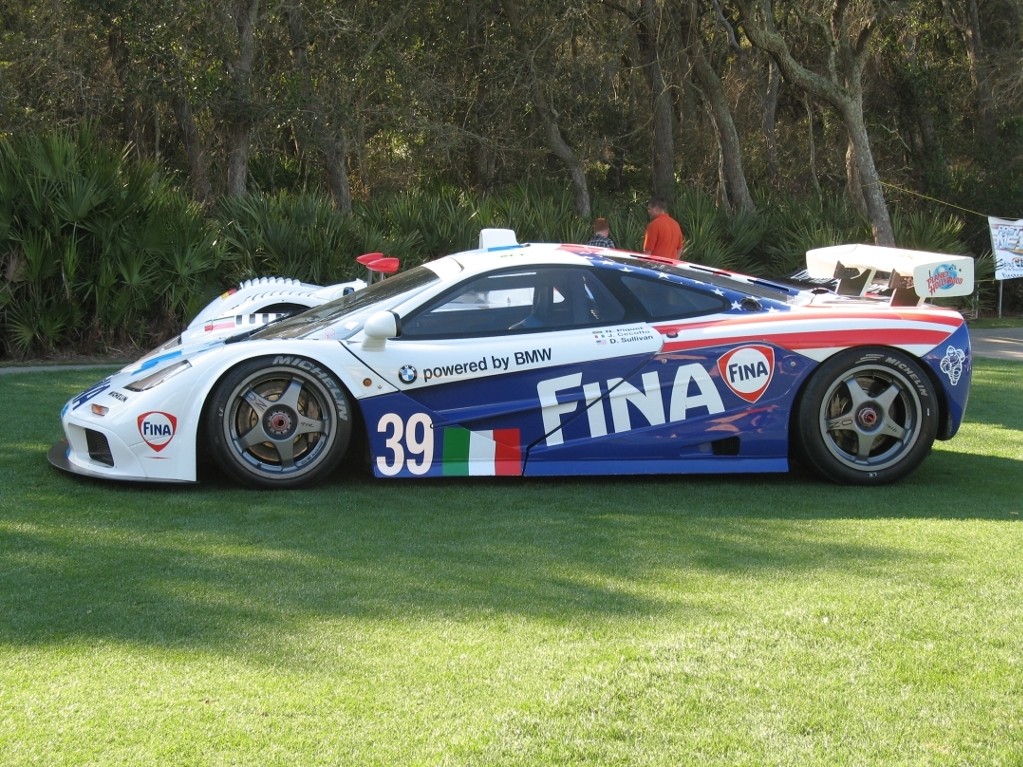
[988,217,1023,281]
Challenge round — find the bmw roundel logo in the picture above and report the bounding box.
[398,365,418,384]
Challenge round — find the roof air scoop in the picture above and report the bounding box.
[478,228,519,250]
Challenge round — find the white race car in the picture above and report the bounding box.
[50,230,974,489]
[175,252,400,346]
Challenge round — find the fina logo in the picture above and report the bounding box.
[138,411,178,452]
[717,345,775,403]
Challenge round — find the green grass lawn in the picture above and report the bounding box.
[1,361,1021,766]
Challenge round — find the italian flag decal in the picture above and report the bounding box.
[442,427,522,477]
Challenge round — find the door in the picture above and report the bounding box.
[350,265,665,477]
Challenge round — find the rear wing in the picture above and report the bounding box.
[805,244,974,306]
[356,252,401,283]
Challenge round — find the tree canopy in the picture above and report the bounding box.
[2,0,1022,244]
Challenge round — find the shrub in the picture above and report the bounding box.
[1,128,1005,361]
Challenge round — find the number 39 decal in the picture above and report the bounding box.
[376,413,435,476]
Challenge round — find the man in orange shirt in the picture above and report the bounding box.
[643,197,684,260]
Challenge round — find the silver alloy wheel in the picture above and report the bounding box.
[795,348,938,485]
[816,363,923,472]
[208,358,352,488]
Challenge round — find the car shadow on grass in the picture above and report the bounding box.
[2,441,1018,661]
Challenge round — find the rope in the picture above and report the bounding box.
[883,177,994,218]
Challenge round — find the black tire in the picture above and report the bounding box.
[794,347,938,485]
[207,357,352,488]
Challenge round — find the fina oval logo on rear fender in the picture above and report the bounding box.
[717,345,775,403]
[138,411,178,452]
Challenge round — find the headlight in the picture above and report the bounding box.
[151,334,183,354]
[125,360,192,392]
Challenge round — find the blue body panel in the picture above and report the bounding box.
[359,344,818,478]
[920,322,972,439]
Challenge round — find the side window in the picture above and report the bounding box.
[511,269,625,331]
[401,267,625,338]
[621,275,727,319]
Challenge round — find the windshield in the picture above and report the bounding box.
[252,265,441,340]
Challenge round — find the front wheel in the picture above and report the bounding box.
[795,348,938,485]
[207,357,353,488]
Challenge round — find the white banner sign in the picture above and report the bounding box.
[988,216,1023,281]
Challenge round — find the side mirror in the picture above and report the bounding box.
[362,310,400,349]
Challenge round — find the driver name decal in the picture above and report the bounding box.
[717,345,775,403]
[138,411,177,452]
[593,326,657,346]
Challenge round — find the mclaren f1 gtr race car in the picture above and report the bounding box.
[177,252,400,346]
[49,229,974,489]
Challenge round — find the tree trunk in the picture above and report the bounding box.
[804,97,823,200]
[324,135,353,214]
[531,81,591,217]
[105,27,149,156]
[735,0,895,245]
[637,0,676,201]
[501,0,591,217]
[171,94,213,204]
[762,60,781,184]
[944,0,997,143]
[842,100,893,244]
[224,0,260,198]
[226,127,249,198]
[898,32,951,195]
[683,3,754,215]
[845,137,867,218]
[283,0,352,211]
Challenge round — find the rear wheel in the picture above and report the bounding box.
[207,357,352,488]
[795,348,938,485]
